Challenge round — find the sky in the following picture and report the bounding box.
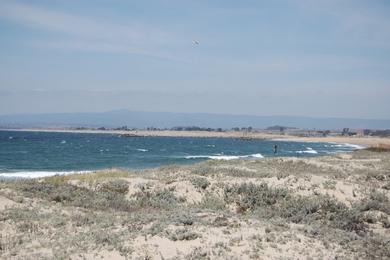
[0,0,389,119]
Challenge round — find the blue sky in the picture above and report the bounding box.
[0,0,389,119]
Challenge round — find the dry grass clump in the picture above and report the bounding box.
[45,169,132,185]
[98,179,129,194]
[190,165,216,176]
[366,143,390,152]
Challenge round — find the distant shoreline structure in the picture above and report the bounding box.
[1,128,389,147]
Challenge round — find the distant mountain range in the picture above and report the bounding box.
[0,110,389,130]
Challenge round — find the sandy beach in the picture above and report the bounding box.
[1,149,389,259]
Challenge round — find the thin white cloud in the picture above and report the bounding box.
[32,40,186,61]
[0,1,183,59]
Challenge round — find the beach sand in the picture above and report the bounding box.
[1,149,389,259]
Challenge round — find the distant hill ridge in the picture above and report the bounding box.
[0,110,389,130]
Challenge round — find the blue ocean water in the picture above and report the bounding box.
[0,130,362,178]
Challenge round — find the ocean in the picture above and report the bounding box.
[0,130,363,178]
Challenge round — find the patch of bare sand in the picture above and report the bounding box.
[123,177,158,199]
[0,195,16,210]
[168,181,203,204]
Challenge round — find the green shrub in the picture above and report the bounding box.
[167,228,200,241]
[191,177,210,190]
[223,182,366,232]
[354,190,390,214]
[14,181,134,212]
[322,180,337,190]
[135,189,178,209]
[224,182,289,211]
[172,213,194,226]
[198,194,226,211]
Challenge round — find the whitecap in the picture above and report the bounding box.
[136,148,148,152]
[61,140,66,144]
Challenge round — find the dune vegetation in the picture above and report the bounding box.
[1,149,389,259]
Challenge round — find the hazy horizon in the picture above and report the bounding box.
[1,109,390,121]
[1,0,390,119]
[1,110,390,130]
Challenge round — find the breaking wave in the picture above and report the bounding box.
[184,153,264,160]
[0,170,93,179]
[296,147,318,154]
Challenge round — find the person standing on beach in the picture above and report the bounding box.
[273,144,278,154]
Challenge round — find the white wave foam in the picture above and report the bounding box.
[251,153,265,158]
[136,148,148,152]
[0,170,93,179]
[185,153,264,160]
[61,140,66,144]
[342,143,365,149]
[328,142,365,150]
[205,145,216,147]
[296,149,318,154]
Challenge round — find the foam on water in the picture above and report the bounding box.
[296,147,318,154]
[342,143,366,149]
[136,148,148,152]
[329,142,365,149]
[185,153,264,160]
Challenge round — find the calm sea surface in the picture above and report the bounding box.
[0,130,362,178]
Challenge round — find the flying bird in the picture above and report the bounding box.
[193,40,199,45]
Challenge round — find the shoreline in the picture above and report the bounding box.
[2,128,390,147]
[0,148,364,179]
